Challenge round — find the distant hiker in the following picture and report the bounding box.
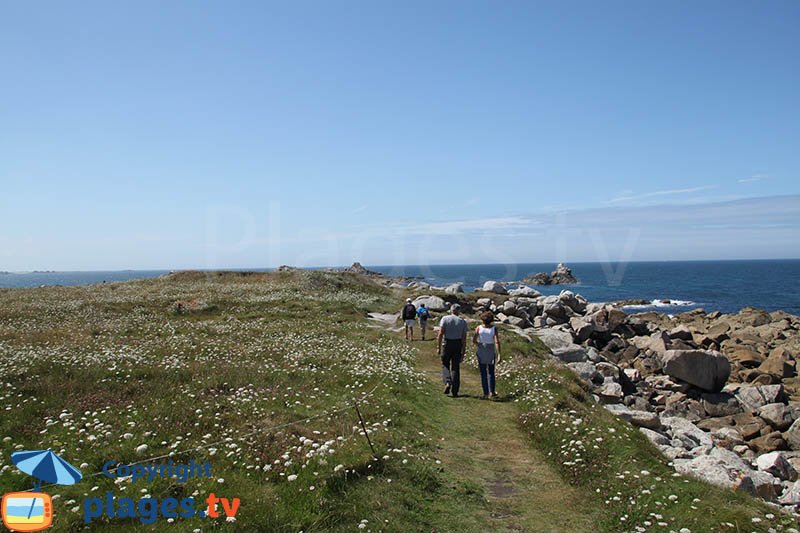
[402,298,417,341]
[437,303,467,397]
[416,303,431,340]
[473,311,501,399]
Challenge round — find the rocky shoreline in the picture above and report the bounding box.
[343,261,800,514]
[458,283,800,513]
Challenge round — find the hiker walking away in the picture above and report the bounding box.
[437,303,467,397]
[401,298,417,341]
[473,311,501,399]
[416,303,431,340]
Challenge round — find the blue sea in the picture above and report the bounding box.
[1,260,798,315]
[376,260,800,316]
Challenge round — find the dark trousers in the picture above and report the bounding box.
[441,339,463,395]
[479,363,496,396]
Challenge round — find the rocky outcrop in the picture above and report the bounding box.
[491,284,800,511]
[345,262,381,276]
[522,263,578,285]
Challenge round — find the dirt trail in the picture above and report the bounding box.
[411,335,597,532]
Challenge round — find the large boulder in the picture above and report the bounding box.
[605,404,660,429]
[589,307,627,334]
[482,281,508,294]
[729,347,764,368]
[533,328,574,351]
[673,448,755,494]
[748,469,784,501]
[543,300,569,320]
[502,300,517,314]
[640,427,670,446]
[737,307,772,327]
[661,416,714,449]
[412,295,447,312]
[701,392,741,417]
[706,321,731,343]
[631,331,672,355]
[758,347,796,379]
[508,285,541,298]
[444,283,464,294]
[558,290,586,314]
[756,451,798,481]
[779,480,800,505]
[736,384,785,412]
[785,418,800,451]
[552,344,589,363]
[506,316,527,328]
[569,317,594,343]
[758,403,795,431]
[750,431,788,454]
[567,362,598,382]
[662,350,731,392]
[668,325,694,341]
[597,382,623,403]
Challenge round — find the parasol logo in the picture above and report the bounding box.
[1,450,82,532]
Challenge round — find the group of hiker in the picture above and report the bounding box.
[401,299,501,400]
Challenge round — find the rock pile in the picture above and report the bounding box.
[477,291,800,510]
[522,263,578,285]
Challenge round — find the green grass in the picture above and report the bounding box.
[0,272,796,532]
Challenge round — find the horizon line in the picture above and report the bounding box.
[4,256,800,274]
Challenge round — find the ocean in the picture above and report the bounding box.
[1,260,798,315]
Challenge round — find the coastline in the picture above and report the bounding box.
[384,272,800,511]
[1,259,799,315]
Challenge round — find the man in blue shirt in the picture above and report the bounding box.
[416,303,431,340]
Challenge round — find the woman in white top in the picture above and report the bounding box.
[472,311,501,399]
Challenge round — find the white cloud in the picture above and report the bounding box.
[738,174,770,184]
[605,185,717,204]
[399,215,534,235]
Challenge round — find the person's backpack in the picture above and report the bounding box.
[417,307,430,320]
[402,303,416,320]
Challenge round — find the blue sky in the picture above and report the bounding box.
[1,1,798,270]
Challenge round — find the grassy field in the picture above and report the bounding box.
[0,271,797,532]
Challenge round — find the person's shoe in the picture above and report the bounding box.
[491,393,498,399]
[452,393,459,398]
[480,395,488,400]
[444,384,451,395]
